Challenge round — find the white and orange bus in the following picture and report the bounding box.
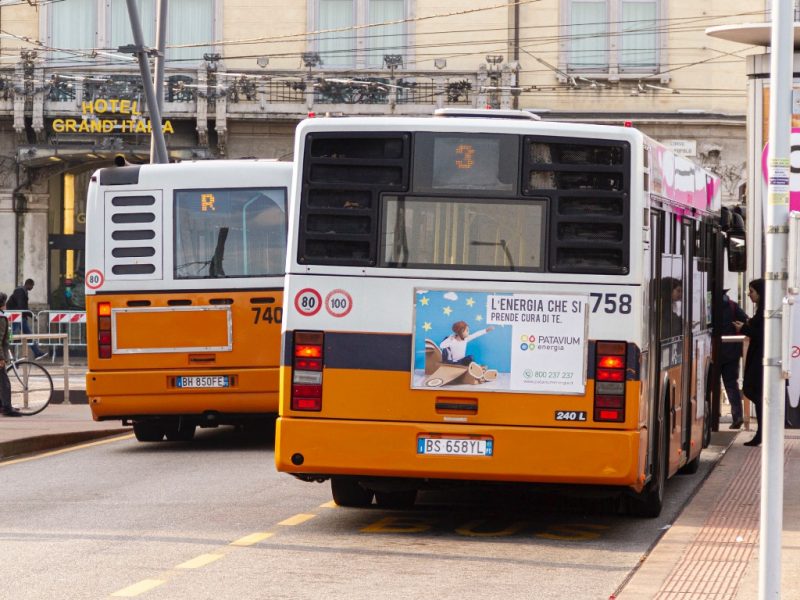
[85,159,292,442]
[275,110,745,516]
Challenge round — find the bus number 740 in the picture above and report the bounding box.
[252,306,283,325]
[589,293,632,315]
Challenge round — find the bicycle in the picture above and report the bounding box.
[6,357,54,415]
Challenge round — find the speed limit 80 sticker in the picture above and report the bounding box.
[294,288,322,317]
[325,289,353,318]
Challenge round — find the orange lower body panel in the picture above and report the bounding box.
[276,416,644,489]
[87,368,278,420]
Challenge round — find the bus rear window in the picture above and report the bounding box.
[174,187,287,279]
[380,196,545,271]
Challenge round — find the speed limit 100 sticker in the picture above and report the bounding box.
[325,289,353,317]
[294,288,322,317]
[85,269,105,290]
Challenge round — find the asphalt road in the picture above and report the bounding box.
[0,427,729,600]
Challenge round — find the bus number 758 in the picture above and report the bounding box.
[590,293,632,315]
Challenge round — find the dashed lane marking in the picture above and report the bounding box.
[110,579,166,597]
[230,532,274,547]
[176,553,225,569]
[319,501,338,508]
[1,434,135,467]
[278,513,317,526]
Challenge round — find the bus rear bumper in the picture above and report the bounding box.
[86,369,278,420]
[276,417,644,489]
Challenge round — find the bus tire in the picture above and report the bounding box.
[165,421,196,442]
[702,370,712,449]
[628,402,668,518]
[679,451,701,475]
[374,489,417,509]
[331,477,374,508]
[133,421,165,442]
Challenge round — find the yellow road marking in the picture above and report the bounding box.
[175,553,225,569]
[0,433,135,467]
[111,579,166,597]
[278,513,316,526]
[319,501,338,508]
[230,532,273,546]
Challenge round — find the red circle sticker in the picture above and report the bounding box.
[294,288,322,316]
[85,269,105,290]
[325,289,353,318]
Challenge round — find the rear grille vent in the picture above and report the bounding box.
[104,192,163,281]
[522,137,630,275]
[298,133,410,266]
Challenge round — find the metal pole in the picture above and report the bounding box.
[150,0,168,164]
[125,0,168,164]
[761,0,791,596]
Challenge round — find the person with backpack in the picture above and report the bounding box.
[0,292,21,416]
[7,278,47,360]
[720,289,748,429]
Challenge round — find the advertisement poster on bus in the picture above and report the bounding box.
[412,289,588,394]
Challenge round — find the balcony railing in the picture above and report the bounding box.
[1,56,515,160]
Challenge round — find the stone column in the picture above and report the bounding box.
[0,189,16,291]
[16,190,50,307]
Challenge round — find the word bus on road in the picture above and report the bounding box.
[86,160,292,442]
[275,110,745,517]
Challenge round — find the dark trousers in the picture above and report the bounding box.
[0,365,11,412]
[12,319,43,356]
[720,360,743,422]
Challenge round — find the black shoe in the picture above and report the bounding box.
[729,419,744,430]
[2,409,23,417]
[743,437,761,447]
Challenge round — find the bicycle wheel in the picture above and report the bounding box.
[7,361,53,415]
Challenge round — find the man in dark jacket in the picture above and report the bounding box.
[721,289,748,429]
[7,278,46,360]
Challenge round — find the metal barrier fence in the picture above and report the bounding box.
[6,310,35,352]
[36,311,87,356]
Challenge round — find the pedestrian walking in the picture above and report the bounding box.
[734,278,765,447]
[720,289,748,429]
[0,292,22,416]
[6,278,47,360]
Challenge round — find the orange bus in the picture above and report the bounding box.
[275,111,745,516]
[86,160,292,441]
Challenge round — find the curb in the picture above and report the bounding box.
[0,429,131,461]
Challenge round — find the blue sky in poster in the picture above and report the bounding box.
[413,289,512,371]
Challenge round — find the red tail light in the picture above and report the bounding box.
[594,341,626,422]
[291,331,324,411]
[97,302,112,359]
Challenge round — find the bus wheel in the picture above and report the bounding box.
[331,477,374,508]
[702,376,712,448]
[133,421,165,442]
[375,489,417,509]
[165,421,196,442]
[628,408,668,518]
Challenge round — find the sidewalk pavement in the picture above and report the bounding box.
[618,418,800,600]
[2,366,799,599]
[0,361,129,460]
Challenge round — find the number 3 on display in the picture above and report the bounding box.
[455,144,475,170]
[590,292,632,314]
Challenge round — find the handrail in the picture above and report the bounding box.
[13,333,70,404]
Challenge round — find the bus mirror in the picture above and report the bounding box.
[726,231,746,272]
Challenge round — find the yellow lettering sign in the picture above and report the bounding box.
[201,193,216,212]
[361,516,435,534]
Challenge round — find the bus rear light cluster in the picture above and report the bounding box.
[291,331,324,411]
[594,341,626,422]
[97,302,112,358]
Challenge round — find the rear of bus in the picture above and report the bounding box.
[86,160,292,441]
[276,116,700,514]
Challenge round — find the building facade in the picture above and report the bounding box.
[0,0,762,308]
